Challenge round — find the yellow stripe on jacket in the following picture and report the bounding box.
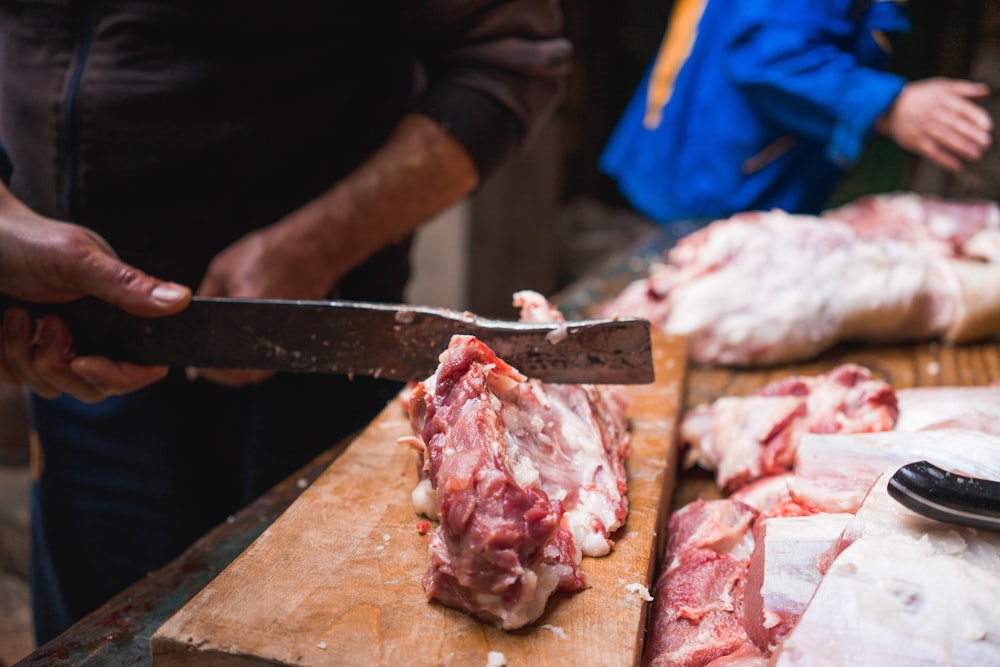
[644,0,709,129]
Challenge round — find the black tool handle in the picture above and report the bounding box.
[888,460,1000,531]
[0,295,145,359]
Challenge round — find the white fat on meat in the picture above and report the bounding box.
[789,427,1000,514]
[602,192,1000,365]
[404,291,631,629]
[771,471,1000,666]
[681,364,898,493]
[895,384,1000,434]
[742,513,853,652]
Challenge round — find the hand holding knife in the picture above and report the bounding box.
[0,295,655,390]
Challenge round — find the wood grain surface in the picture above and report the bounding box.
[150,332,688,667]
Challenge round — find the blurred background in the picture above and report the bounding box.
[2,1,998,663]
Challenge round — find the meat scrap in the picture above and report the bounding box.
[681,364,899,492]
[403,291,631,629]
[601,192,1000,366]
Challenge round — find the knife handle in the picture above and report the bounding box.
[0,295,144,359]
[887,460,1000,531]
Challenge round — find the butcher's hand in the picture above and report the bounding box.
[0,192,192,402]
[192,207,343,387]
[877,78,994,172]
[193,113,478,388]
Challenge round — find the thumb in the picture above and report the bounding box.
[73,254,192,318]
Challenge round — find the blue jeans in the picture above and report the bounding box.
[28,369,401,643]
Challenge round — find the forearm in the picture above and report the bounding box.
[289,113,479,288]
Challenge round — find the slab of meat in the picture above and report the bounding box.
[601,192,1000,366]
[742,513,852,652]
[894,383,1000,434]
[789,426,1000,514]
[404,291,631,629]
[771,472,1000,666]
[642,499,763,667]
[681,364,898,493]
[652,370,1000,663]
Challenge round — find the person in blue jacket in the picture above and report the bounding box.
[599,0,994,224]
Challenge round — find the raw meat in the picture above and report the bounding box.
[404,291,631,629]
[642,499,763,667]
[771,472,1000,666]
[651,369,1000,663]
[895,384,1000,434]
[681,364,898,492]
[789,427,1000,514]
[742,513,852,652]
[601,192,1000,366]
[728,474,811,519]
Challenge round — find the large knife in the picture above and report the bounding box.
[0,296,654,384]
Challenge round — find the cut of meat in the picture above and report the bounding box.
[742,513,852,652]
[894,384,1000,434]
[771,472,1000,666]
[789,427,1000,514]
[404,291,631,629]
[652,368,1000,664]
[601,192,1000,365]
[642,499,761,667]
[408,336,587,629]
[681,364,898,492]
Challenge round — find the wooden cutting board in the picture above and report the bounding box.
[150,332,687,667]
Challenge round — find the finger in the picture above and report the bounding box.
[31,316,107,403]
[920,140,963,173]
[945,114,993,151]
[0,325,15,386]
[70,356,170,398]
[940,79,991,100]
[925,110,991,162]
[2,309,61,398]
[65,253,192,318]
[193,367,275,388]
[943,96,994,135]
[937,126,990,162]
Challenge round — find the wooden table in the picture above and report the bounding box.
[15,226,1000,666]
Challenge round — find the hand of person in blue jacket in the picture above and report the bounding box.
[876,77,993,172]
[0,188,192,402]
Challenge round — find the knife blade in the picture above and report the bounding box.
[0,296,655,384]
[887,460,1000,532]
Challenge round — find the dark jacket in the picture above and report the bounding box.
[0,0,571,293]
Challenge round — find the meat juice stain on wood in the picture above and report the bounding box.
[149,332,688,667]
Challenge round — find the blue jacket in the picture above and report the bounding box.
[599,0,910,223]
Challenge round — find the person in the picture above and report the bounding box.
[0,2,572,645]
[598,0,994,224]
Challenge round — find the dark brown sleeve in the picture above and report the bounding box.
[406,0,573,179]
